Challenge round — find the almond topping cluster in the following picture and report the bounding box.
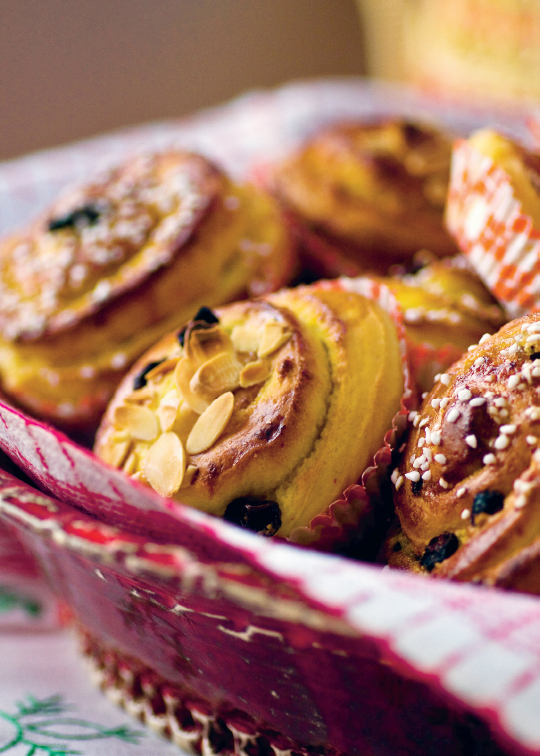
[104,308,291,498]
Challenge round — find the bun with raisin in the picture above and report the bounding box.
[387,313,540,594]
[94,285,405,544]
[0,150,296,435]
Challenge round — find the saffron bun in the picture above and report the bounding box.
[94,286,405,540]
[0,150,296,434]
[376,255,505,392]
[272,119,460,274]
[386,313,540,594]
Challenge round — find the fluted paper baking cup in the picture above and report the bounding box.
[446,138,540,319]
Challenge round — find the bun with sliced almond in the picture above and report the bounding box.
[94,285,406,544]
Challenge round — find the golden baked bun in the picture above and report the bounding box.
[377,255,505,392]
[0,150,296,435]
[272,119,459,274]
[94,287,405,541]
[387,313,540,593]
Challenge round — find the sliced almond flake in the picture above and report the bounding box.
[240,359,271,388]
[157,389,182,432]
[144,432,186,497]
[123,451,139,475]
[113,403,159,441]
[101,437,131,468]
[231,323,261,354]
[186,391,234,455]
[157,403,179,433]
[124,386,154,404]
[180,464,197,488]
[172,401,199,442]
[144,357,179,382]
[185,324,233,364]
[257,322,291,358]
[174,355,211,414]
[191,351,241,394]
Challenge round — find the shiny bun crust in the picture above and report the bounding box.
[0,150,296,431]
[94,287,404,540]
[272,119,459,271]
[388,314,540,593]
[379,256,505,391]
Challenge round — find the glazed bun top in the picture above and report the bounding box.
[273,119,458,263]
[393,313,540,557]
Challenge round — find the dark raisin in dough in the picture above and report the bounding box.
[133,360,165,390]
[420,532,459,572]
[48,203,102,231]
[224,497,282,537]
[412,478,424,495]
[177,306,220,346]
[472,490,505,522]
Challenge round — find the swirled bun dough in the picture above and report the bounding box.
[94,287,404,539]
[0,150,296,433]
[272,119,459,272]
[387,314,540,593]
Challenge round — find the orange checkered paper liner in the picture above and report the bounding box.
[446,139,540,319]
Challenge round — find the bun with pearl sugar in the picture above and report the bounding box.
[0,150,296,436]
[387,313,540,594]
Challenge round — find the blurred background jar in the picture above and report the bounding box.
[357,0,540,107]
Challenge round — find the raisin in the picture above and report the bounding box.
[177,306,219,347]
[531,352,540,361]
[472,490,504,522]
[420,533,459,572]
[193,306,219,325]
[392,541,402,553]
[48,203,102,231]
[412,478,424,495]
[133,359,165,390]
[224,497,281,537]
